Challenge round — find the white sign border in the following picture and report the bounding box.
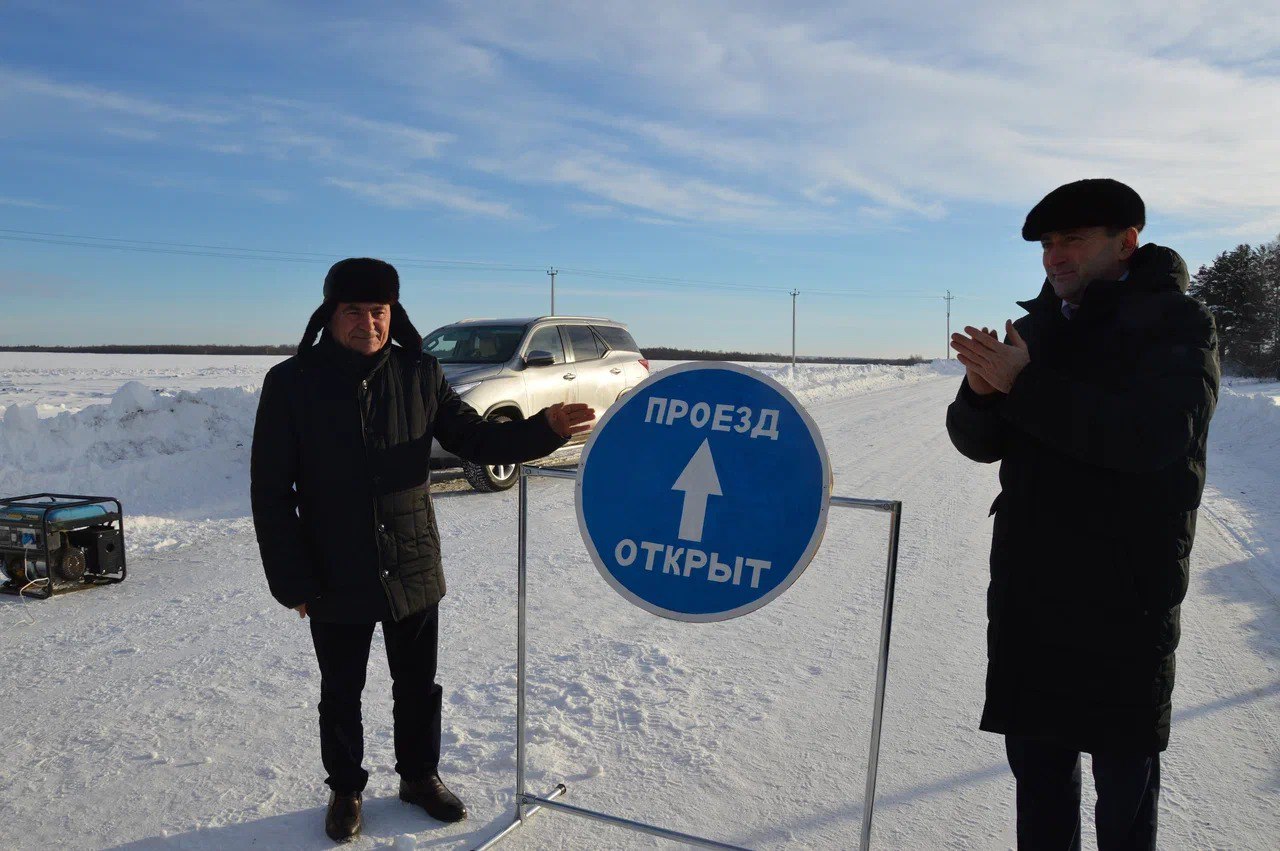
[575,361,832,623]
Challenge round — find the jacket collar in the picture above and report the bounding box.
[315,330,393,378]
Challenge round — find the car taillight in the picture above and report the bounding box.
[638,358,650,371]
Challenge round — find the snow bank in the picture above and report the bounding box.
[651,358,964,406]
[1209,385,1280,484]
[1,361,953,533]
[752,360,959,405]
[0,383,258,522]
[0,360,1271,533]
[1213,387,1280,445]
[108,380,160,415]
[0,352,285,417]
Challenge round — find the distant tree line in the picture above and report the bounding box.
[0,344,295,355]
[1189,237,1280,378]
[642,346,927,366]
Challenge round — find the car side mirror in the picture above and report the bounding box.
[524,350,556,368]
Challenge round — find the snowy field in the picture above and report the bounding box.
[0,353,1276,850]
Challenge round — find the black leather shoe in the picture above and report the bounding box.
[325,791,362,842]
[399,772,468,822]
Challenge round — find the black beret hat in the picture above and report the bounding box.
[323,257,400,303]
[1022,178,1145,241]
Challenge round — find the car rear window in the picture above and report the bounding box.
[593,325,639,353]
[564,325,604,361]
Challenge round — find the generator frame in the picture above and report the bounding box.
[0,493,127,600]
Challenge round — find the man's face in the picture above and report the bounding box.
[331,302,391,355]
[1040,226,1137,304]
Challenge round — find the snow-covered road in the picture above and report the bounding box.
[0,360,1275,850]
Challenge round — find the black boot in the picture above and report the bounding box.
[325,790,362,842]
[399,772,468,822]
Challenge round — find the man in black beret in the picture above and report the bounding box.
[251,258,595,841]
[946,180,1219,849]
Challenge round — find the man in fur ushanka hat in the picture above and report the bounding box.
[251,258,595,841]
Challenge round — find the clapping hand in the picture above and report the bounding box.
[950,320,1031,395]
[545,402,596,438]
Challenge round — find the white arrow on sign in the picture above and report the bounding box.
[672,438,723,542]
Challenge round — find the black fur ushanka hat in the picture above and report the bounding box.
[298,257,422,356]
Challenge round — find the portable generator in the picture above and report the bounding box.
[0,494,127,600]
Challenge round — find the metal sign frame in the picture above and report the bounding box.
[474,464,903,851]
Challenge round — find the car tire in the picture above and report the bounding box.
[461,414,520,492]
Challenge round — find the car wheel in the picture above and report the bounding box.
[461,414,520,492]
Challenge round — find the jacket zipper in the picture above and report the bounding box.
[357,375,398,614]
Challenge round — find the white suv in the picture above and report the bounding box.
[423,316,649,491]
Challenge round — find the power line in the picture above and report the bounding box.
[806,289,943,299]
[0,226,958,301]
[0,228,544,274]
[557,265,784,294]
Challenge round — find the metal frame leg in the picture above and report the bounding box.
[858,502,902,851]
[473,470,904,851]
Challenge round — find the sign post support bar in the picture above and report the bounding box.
[474,467,903,851]
[832,495,904,851]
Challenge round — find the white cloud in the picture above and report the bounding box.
[0,196,61,211]
[0,68,230,125]
[102,126,162,142]
[0,71,469,210]
[327,176,518,219]
[5,1,1278,238]
[567,202,620,218]
[547,152,782,223]
[380,0,1280,235]
[336,116,454,160]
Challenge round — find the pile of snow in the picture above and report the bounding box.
[1203,384,1280,564]
[0,351,284,417]
[1212,386,1280,465]
[0,383,258,522]
[1221,376,1280,402]
[753,360,960,405]
[2,401,39,433]
[652,358,965,406]
[0,360,962,548]
[0,359,1270,534]
[108,379,160,415]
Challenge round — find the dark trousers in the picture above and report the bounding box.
[1005,735,1160,851]
[309,606,442,794]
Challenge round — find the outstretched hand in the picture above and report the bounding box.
[545,402,596,438]
[950,320,1030,394]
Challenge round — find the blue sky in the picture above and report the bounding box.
[2,1,1278,357]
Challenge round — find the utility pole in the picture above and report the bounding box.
[791,289,799,373]
[943,290,955,359]
[547,268,558,316]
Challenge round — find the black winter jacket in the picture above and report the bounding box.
[946,244,1219,754]
[251,333,566,623]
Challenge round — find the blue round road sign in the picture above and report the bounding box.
[576,362,831,622]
